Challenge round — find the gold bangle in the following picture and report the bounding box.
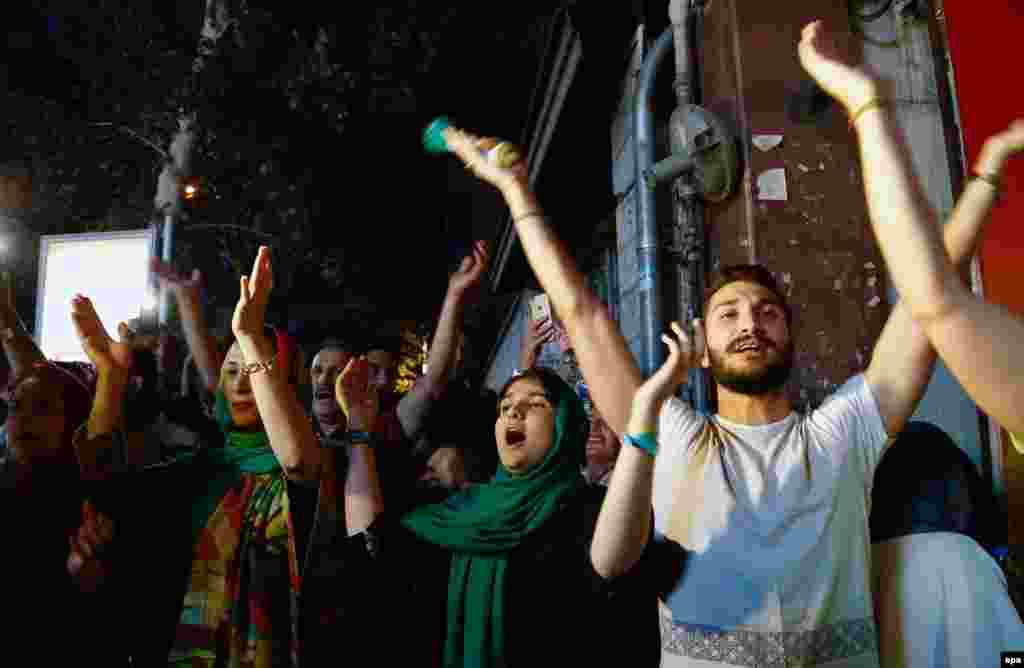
[849,98,886,126]
[513,210,543,224]
[240,357,276,376]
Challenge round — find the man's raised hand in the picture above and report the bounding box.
[634,320,705,408]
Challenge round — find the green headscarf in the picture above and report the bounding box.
[181,386,280,539]
[401,368,589,668]
[181,328,298,538]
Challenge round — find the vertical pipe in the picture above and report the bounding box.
[634,27,675,377]
[668,0,711,414]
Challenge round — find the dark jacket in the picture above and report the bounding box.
[0,457,124,664]
[81,432,383,666]
[375,482,661,667]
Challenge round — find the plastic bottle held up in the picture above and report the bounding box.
[422,116,522,168]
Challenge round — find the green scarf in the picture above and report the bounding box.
[401,370,589,668]
[181,388,282,539]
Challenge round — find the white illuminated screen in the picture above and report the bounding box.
[35,230,154,362]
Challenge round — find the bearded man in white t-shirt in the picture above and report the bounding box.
[594,264,904,668]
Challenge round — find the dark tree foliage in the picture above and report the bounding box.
[3,0,551,373]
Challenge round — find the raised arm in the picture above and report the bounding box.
[519,312,556,371]
[232,247,320,482]
[799,20,1024,435]
[152,260,221,393]
[70,295,134,474]
[337,356,386,534]
[591,320,700,578]
[0,271,45,380]
[396,240,489,441]
[445,129,643,436]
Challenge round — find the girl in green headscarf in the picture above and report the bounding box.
[357,366,659,668]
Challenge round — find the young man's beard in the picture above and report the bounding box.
[709,340,795,396]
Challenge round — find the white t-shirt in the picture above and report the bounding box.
[653,374,889,667]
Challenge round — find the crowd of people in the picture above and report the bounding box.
[0,19,1021,667]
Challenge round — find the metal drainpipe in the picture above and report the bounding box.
[634,27,675,378]
[668,0,711,414]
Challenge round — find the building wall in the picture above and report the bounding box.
[695,1,985,471]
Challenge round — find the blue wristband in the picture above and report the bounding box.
[623,432,658,457]
[348,430,372,446]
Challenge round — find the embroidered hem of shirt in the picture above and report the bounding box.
[659,616,878,666]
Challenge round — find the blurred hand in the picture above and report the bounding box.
[448,240,490,301]
[634,320,705,408]
[67,500,114,592]
[979,119,1024,172]
[520,316,555,369]
[336,356,380,434]
[71,295,133,375]
[444,127,529,195]
[797,20,879,114]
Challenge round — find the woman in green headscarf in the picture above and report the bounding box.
[343,365,660,667]
[69,247,383,667]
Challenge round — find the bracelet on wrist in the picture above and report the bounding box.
[512,210,543,224]
[623,432,658,458]
[348,430,373,446]
[971,170,1002,195]
[848,97,887,127]
[240,357,276,376]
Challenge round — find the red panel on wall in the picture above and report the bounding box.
[943,4,1024,313]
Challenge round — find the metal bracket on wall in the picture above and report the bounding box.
[644,104,738,202]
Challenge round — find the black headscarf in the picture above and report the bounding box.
[870,420,1003,556]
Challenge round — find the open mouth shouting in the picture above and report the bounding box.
[731,337,772,356]
[505,426,527,447]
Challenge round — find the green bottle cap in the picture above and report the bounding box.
[423,116,452,154]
